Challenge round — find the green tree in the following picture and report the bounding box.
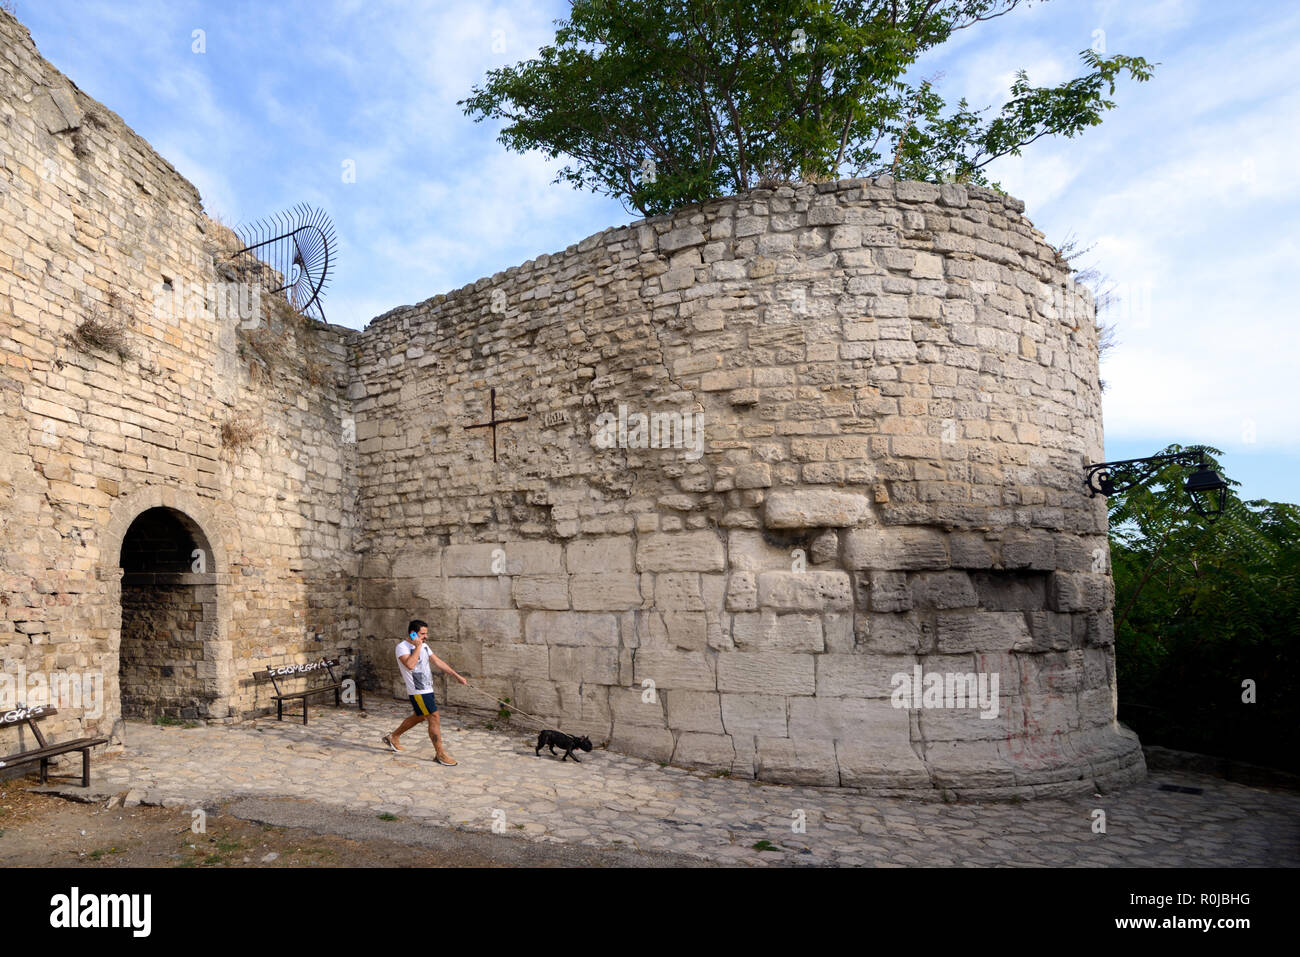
[460,0,1154,215]
[1108,445,1300,771]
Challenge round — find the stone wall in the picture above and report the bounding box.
[0,7,1143,797]
[353,174,1144,797]
[0,10,360,744]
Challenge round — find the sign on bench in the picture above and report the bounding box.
[1,705,108,787]
[263,658,363,725]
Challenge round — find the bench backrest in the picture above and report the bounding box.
[1,705,56,750]
[1,705,56,726]
[264,658,341,695]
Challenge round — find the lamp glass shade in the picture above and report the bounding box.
[1184,467,1228,518]
[1184,467,1228,495]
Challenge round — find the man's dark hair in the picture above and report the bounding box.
[408,619,427,635]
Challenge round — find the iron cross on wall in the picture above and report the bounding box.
[464,388,528,462]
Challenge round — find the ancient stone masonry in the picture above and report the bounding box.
[0,12,360,741]
[0,9,1143,797]
[351,172,1144,798]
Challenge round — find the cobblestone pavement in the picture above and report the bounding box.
[66,703,1300,867]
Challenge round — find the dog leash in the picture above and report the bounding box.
[458,682,561,734]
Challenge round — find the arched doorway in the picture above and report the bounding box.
[117,507,220,719]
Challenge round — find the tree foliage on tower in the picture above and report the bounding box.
[460,0,1154,215]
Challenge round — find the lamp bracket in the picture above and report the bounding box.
[1083,450,1208,498]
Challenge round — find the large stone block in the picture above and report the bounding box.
[755,737,838,785]
[757,570,852,611]
[835,738,931,788]
[922,739,1019,789]
[1001,532,1056,570]
[816,655,912,698]
[863,570,911,612]
[444,542,561,576]
[458,608,522,644]
[548,646,620,684]
[653,572,705,610]
[787,695,893,739]
[764,490,875,528]
[555,683,614,730]
[481,643,548,679]
[727,530,792,571]
[513,576,570,610]
[444,577,514,609]
[1078,686,1117,729]
[843,528,949,570]
[524,611,619,647]
[909,570,978,609]
[935,612,1032,652]
[949,533,997,569]
[660,224,706,252]
[673,732,736,768]
[633,649,717,690]
[1048,572,1112,612]
[642,610,710,652]
[972,570,1049,612]
[725,571,757,611]
[391,549,442,580]
[663,690,725,734]
[720,693,788,737]
[1025,611,1074,651]
[636,531,726,572]
[731,610,823,652]
[717,652,814,695]
[609,725,675,762]
[1017,688,1083,734]
[914,696,1013,742]
[609,687,669,727]
[567,538,635,574]
[570,573,642,610]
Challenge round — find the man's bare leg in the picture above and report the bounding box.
[429,712,456,765]
[386,712,424,750]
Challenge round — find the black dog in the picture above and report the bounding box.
[535,729,593,763]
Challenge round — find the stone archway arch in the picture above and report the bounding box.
[101,486,238,574]
[100,487,238,722]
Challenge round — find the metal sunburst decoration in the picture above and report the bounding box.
[231,204,337,322]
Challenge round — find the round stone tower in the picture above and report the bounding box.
[354,176,1146,799]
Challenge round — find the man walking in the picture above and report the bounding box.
[382,618,467,766]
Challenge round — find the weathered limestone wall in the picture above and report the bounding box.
[0,11,359,741]
[0,6,1142,797]
[354,175,1144,797]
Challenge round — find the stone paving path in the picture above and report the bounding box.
[71,703,1300,867]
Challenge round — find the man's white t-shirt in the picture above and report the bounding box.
[396,639,435,695]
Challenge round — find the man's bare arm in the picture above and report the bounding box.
[399,639,424,670]
[429,653,468,684]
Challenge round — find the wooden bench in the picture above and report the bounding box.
[0,705,109,787]
[264,658,362,725]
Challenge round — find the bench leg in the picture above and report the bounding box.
[40,757,48,784]
[302,699,309,725]
[277,699,283,721]
[358,686,364,712]
[82,748,91,788]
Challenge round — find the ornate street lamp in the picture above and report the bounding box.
[1084,448,1229,520]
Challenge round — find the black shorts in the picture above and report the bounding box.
[409,692,438,715]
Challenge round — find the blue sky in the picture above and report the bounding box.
[15,0,1300,503]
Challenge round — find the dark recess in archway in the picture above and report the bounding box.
[118,507,217,720]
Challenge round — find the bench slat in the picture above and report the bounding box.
[271,683,343,701]
[0,736,108,769]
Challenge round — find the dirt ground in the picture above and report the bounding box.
[0,777,708,868]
